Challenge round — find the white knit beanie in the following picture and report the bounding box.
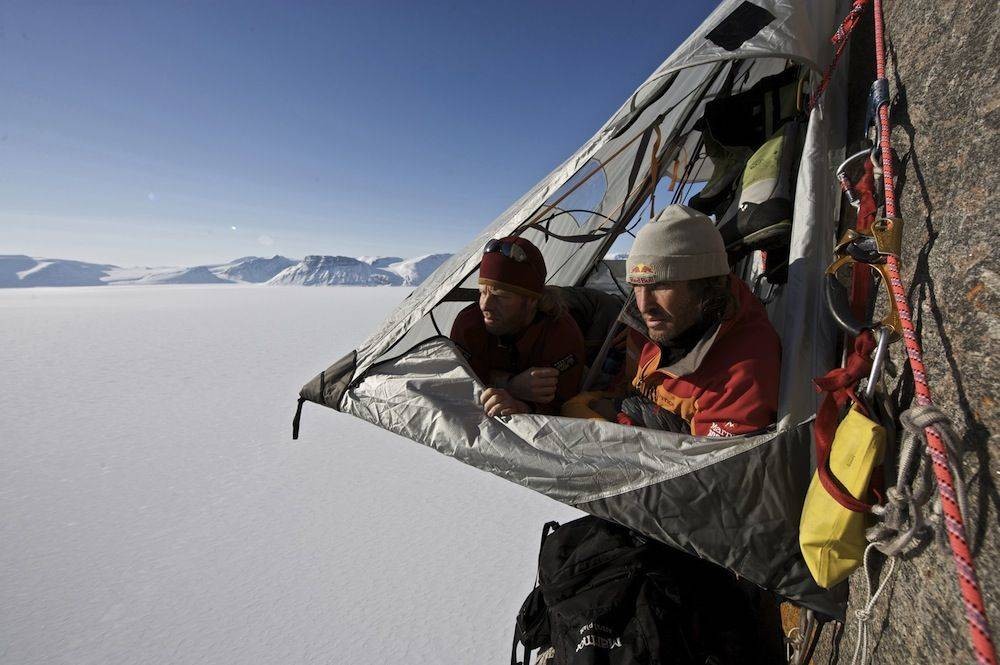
[626,204,730,284]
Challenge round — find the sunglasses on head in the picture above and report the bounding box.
[484,239,528,263]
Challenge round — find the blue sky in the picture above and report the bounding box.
[1,1,717,266]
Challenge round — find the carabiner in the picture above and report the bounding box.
[864,78,890,154]
[836,147,873,179]
[864,326,892,401]
[836,148,873,208]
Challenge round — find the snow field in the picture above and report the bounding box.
[0,286,581,664]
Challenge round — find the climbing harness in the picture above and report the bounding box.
[812,0,997,662]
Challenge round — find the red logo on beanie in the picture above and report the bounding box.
[628,262,658,285]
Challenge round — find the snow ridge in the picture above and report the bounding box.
[1,255,116,287]
[357,256,404,269]
[0,253,452,288]
[268,256,403,286]
[385,254,452,286]
[213,255,297,283]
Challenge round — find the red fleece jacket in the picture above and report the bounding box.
[450,304,585,414]
[632,276,781,437]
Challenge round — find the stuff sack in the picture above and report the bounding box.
[799,406,886,588]
[512,516,783,665]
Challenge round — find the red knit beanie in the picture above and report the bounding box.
[479,236,546,298]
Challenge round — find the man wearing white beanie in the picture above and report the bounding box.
[619,204,781,437]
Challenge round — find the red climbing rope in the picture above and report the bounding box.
[810,0,871,110]
[870,0,997,662]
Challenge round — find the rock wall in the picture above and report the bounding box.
[814,1,999,663]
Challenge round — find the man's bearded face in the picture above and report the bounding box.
[633,280,701,344]
[479,285,536,336]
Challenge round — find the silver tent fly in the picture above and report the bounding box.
[294,0,851,618]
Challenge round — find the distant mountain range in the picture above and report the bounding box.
[0,254,452,288]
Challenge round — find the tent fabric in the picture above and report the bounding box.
[655,0,836,75]
[298,0,850,618]
[340,337,842,616]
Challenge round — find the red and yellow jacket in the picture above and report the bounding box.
[631,276,781,437]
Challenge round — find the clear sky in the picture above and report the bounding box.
[1,1,717,266]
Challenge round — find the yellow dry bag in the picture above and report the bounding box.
[799,405,886,588]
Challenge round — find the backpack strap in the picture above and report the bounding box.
[511,633,527,665]
[511,521,561,665]
[538,522,560,560]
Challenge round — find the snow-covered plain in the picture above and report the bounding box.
[1,286,581,664]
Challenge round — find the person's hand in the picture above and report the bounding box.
[507,367,559,404]
[481,387,531,417]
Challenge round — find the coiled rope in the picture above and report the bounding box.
[868,405,969,557]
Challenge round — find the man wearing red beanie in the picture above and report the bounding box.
[450,236,585,416]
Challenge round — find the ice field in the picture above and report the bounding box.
[1,285,582,664]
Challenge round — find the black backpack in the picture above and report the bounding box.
[511,516,784,665]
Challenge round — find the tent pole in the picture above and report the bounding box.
[581,290,635,392]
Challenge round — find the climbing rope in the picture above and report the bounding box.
[853,408,968,664]
[866,0,997,661]
[810,0,871,110]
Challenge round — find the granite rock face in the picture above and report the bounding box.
[813,1,999,663]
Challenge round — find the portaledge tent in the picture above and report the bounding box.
[296,0,850,617]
